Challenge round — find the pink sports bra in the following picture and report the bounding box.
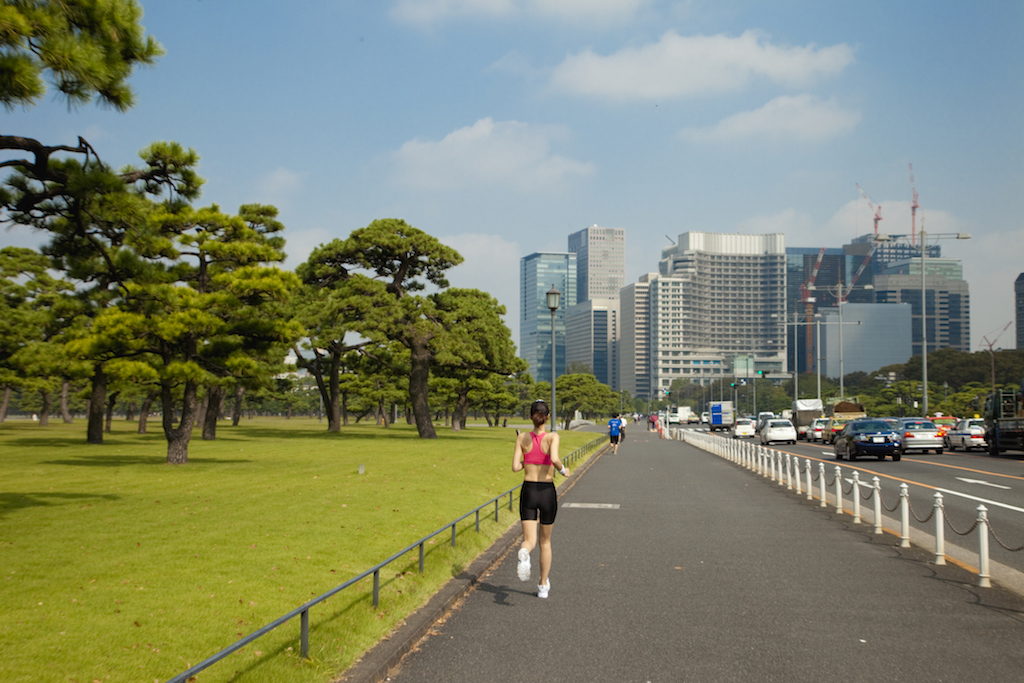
[522,432,552,466]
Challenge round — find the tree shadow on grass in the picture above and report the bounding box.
[41,454,253,467]
[0,491,119,518]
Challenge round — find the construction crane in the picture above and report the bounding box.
[798,247,826,372]
[909,163,919,247]
[855,183,883,237]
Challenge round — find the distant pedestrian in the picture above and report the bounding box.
[512,399,570,598]
[608,413,624,454]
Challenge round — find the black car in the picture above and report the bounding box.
[833,418,903,461]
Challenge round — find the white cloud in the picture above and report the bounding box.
[550,30,854,101]
[392,117,594,191]
[391,0,649,24]
[256,167,305,209]
[679,95,861,143]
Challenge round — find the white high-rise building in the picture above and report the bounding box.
[568,225,625,302]
[651,232,788,392]
[618,276,653,399]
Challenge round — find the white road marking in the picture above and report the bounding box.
[562,503,620,509]
[955,477,1011,490]
[935,488,1024,514]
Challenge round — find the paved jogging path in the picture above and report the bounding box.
[361,427,1024,682]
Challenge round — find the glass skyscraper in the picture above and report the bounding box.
[520,252,577,384]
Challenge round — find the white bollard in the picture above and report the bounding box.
[934,491,946,566]
[834,465,843,515]
[794,457,802,496]
[852,471,862,524]
[819,462,827,508]
[785,453,793,490]
[977,505,991,588]
[805,459,813,501]
[872,476,882,535]
[899,483,910,548]
[776,451,785,486]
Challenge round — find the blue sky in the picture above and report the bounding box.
[4,0,1023,351]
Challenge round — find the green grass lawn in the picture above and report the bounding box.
[0,417,600,683]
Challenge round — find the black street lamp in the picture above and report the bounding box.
[546,285,561,431]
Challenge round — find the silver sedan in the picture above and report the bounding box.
[897,418,944,454]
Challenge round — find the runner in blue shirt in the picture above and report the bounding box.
[608,413,624,454]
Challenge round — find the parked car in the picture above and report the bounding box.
[897,418,944,454]
[945,418,987,452]
[701,411,710,424]
[760,419,797,445]
[824,416,855,444]
[833,418,903,461]
[809,417,829,442]
[731,418,755,439]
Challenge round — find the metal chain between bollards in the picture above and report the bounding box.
[988,524,1024,552]
[944,513,980,537]
[860,486,874,501]
[881,492,901,513]
[841,477,854,495]
[908,498,935,524]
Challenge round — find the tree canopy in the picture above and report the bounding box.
[0,0,163,111]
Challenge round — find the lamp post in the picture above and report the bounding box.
[875,230,971,417]
[546,285,561,431]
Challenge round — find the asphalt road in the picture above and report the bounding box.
[380,424,1024,683]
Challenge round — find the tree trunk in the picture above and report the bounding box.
[341,389,349,426]
[0,385,10,423]
[138,391,157,434]
[408,338,436,438]
[60,379,73,423]
[194,393,208,432]
[163,380,197,465]
[124,401,135,422]
[231,385,244,426]
[202,386,225,440]
[39,389,51,426]
[406,405,413,425]
[452,391,469,431]
[104,390,119,432]
[87,362,106,444]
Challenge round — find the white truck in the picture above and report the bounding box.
[669,406,693,425]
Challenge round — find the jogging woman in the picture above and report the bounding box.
[512,400,570,598]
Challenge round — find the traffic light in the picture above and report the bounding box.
[730,382,736,387]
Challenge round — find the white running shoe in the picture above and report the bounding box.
[516,548,531,582]
[537,579,550,599]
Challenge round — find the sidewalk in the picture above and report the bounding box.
[343,427,1024,682]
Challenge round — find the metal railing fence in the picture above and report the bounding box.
[681,428,1024,593]
[166,435,605,683]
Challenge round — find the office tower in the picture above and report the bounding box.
[1016,273,1024,350]
[567,225,625,303]
[519,252,577,383]
[874,258,971,354]
[850,233,939,275]
[618,276,653,399]
[565,298,619,388]
[819,303,913,378]
[655,232,788,393]
[787,245,877,376]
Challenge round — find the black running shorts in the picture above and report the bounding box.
[519,481,557,525]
